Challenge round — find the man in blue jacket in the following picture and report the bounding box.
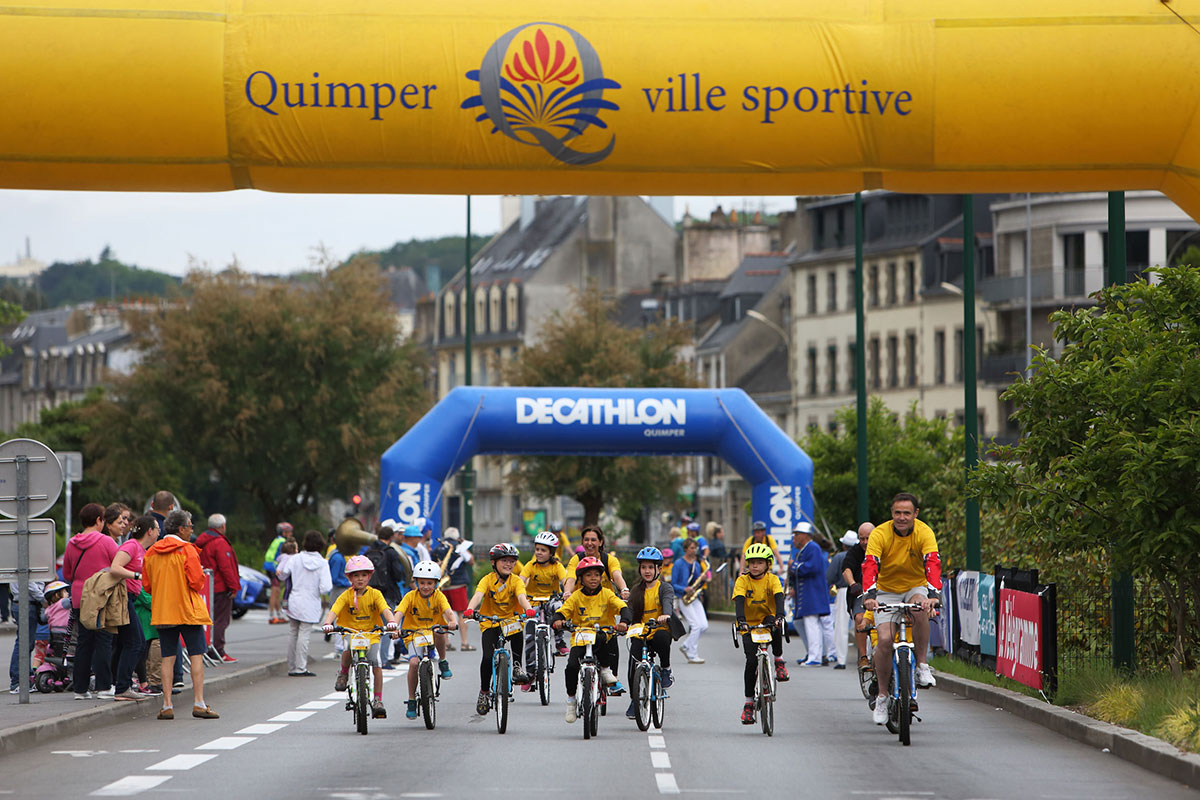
[788,522,829,667]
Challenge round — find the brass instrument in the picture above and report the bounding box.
[333,517,377,557]
[681,558,710,605]
[436,542,456,590]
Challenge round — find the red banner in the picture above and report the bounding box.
[997,588,1043,690]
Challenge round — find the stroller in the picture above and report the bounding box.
[35,626,74,693]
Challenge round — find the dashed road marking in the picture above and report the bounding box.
[322,691,345,700]
[236,723,288,734]
[90,775,173,796]
[146,753,218,770]
[269,710,317,722]
[651,751,671,769]
[297,700,338,709]
[648,734,666,748]
[655,773,680,795]
[195,736,255,750]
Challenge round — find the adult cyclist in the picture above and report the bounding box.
[862,492,941,726]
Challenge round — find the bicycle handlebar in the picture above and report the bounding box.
[399,625,456,635]
[330,625,387,634]
[559,622,624,635]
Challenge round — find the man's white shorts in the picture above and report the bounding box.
[873,587,928,627]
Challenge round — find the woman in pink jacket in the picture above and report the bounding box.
[62,503,118,699]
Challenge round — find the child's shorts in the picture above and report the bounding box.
[339,635,383,667]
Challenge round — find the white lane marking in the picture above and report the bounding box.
[322,691,346,700]
[90,776,172,796]
[269,710,317,722]
[401,795,444,798]
[655,774,680,795]
[651,751,671,769]
[236,723,287,734]
[379,676,396,682]
[118,750,159,754]
[648,735,666,749]
[297,700,338,709]
[146,753,218,770]
[54,750,109,757]
[196,736,255,750]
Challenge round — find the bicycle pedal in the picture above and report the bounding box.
[912,714,922,722]
[344,701,354,711]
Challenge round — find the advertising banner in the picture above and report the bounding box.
[955,570,980,646]
[997,587,1043,690]
[978,573,997,657]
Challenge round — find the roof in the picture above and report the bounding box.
[447,196,584,290]
[719,253,789,299]
[383,266,429,311]
[737,344,790,396]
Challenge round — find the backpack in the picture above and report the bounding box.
[365,545,393,592]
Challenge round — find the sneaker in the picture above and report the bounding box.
[826,655,839,664]
[774,658,790,682]
[556,644,569,657]
[172,680,185,689]
[686,655,706,664]
[334,673,348,692]
[625,700,637,720]
[114,688,146,701]
[520,682,534,693]
[95,687,115,698]
[599,667,617,686]
[192,704,220,719]
[873,700,889,725]
[679,644,689,658]
[269,617,288,625]
[916,663,936,688]
[833,663,847,670]
[221,654,237,664]
[741,701,755,725]
[405,699,418,719]
[660,667,674,689]
[609,680,626,696]
[564,698,577,723]
[439,660,452,679]
[157,707,174,720]
[511,665,529,685]
[476,691,490,716]
[371,699,386,719]
[380,662,395,671]
[138,683,161,696]
[797,659,823,667]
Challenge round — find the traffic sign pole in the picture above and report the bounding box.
[16,454,30,704]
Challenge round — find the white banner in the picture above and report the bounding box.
[956,570,981,646]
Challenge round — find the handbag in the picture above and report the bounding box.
[667,613,687,641]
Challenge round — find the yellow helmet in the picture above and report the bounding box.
[744,543,773,562]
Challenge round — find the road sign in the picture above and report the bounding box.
[0,518,56,580]
[56,451,83,483]
[0,438,63,519]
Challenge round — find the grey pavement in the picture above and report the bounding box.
[1,614,1197,799]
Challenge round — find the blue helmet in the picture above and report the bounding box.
[636,546,664,564]
[686,522,700,532]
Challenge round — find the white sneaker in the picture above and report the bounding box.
[915,663,936,688]
[565,698,577,723]
[599,667,617,686]
[687,655,706,664]
[873,700,889,725]
[94,687,115,698]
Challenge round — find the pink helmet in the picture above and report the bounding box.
[345,554,374,574]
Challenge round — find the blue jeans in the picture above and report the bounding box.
[8,601,40,688]
[113,597,145,693]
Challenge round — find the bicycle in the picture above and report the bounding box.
[474,612,532,734]
[873,601,930,746]
[732,621,785,737]
[526,594,560,706]
[330,625,387,735]
[561,623,622,740]
[400,624,454,730]
[628,619,668,732]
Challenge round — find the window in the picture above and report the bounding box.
[827,271,837,311]
[807,274,817,314]
[887,262,897,305]
[848,341,857,392]
[868,265,879,308]
[443,292,457,337]
[977,325,985,372]
[905,332,917,387]
[847,268,857,310]
[458,290,468,335]
[506,284,520,331]
[807,416,819,432]
[954,327,964,382]
[886,335,898,388]
[905,261,916,303]
[475,288,487,333]
[489,286,502,333]
[869,337,881,389]
[478,351,488,387]
[827,344,838,394]
[934,330,946,385]
[448,353,458,389]
[807,347,818,396]
[828,418,838,433]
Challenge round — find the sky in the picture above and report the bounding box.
[0,191,799,277]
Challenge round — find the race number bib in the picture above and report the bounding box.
[501,618,521,637]
[574,628,597,646]
[350,632,371,651]
[626,624,644,638]
[412,632,433,647]
[751,628,773,643]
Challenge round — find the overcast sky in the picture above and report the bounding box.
[0,191,798,277]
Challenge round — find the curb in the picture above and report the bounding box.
[933,672,1200,790]
[0,658,289,757]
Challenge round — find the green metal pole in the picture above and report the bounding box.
[463,195,475,543]
[854,193,869,525]
[1107,190,1135,671]
[963,195,981,572]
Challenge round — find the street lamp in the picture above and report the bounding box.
[745,308,788,344]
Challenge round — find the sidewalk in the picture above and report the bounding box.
[1,609,290,756]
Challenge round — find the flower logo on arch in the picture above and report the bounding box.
[462,23,621,165]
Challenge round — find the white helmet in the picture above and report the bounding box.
[534,530,560,548]
[412,561,442,581]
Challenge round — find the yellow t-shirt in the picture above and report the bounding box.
[732,572,784,627]
[865,519,939,593]
[395,588,451,646]
[660,562,673,582]
[521,560,568,600]
[742,534,779,556]
[330,587,390,644]
[628,580,665,639]
[566,552,622,593]
[476,571,527,631]
[558,587,627,648]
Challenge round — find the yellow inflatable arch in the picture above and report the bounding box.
[3,1,1200,218]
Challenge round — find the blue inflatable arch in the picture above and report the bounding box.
[378,387,813,546]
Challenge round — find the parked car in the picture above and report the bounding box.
[232,564,270,619]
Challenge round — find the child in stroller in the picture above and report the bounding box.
[35,581,73,693]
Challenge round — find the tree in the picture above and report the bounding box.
[800,397,964,536]
[84,259,430,536]
[970,265,1200,672]
[503,291,696,530]
[0,298,23,356]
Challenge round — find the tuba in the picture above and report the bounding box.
[681,558,711,605]
[333,517,377,557]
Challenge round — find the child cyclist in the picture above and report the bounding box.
[734,543,789,725]
[624,547,676,719]
[520,530,570,685]
[395,561,458,720]
[463,543,535,716]
[320,554,400,719]
[551,557,630,723]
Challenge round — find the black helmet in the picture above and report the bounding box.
[489,542,519,560]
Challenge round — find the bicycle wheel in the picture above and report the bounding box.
[650,667,666,730]
[897,648,912,746]
[632,663,651,732]
[537,633,551,705]
[419,659,436,730]
[355,663,369,735]
[600,681,607,716]
[758,653,774,737]
[885,671,899,734]
[494,649,509,735]
[581,668,594,740]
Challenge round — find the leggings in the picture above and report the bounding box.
[627,629,672,680]
[564,633,616,698]
[479,626,523,692]
[742,629,783,698]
